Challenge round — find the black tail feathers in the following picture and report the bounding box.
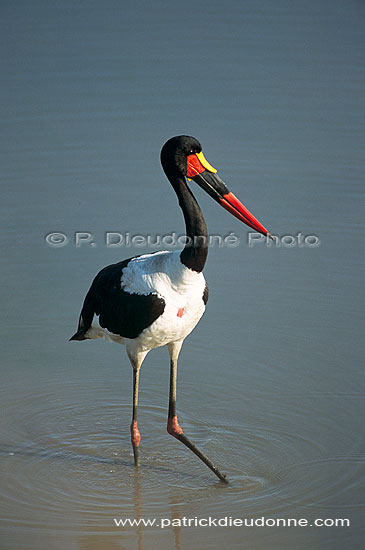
[70,290,95,342]
[69,329,89,341]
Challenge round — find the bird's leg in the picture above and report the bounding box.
[128,349,147,468]
[167,342,228,483]
[131,366,141,467]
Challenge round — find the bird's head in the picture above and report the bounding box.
[161,135,272,238]
[160,135,204,178]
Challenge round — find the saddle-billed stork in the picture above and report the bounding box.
[70,135,271,482]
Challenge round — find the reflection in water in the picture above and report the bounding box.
[79,534,127,550]
[130,470,183,550]
[170,492,183,550]
[133,470,144,550]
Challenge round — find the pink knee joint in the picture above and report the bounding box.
[167,415,183,437]
[130,420,141,447]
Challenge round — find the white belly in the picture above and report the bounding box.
[128,288,206,352]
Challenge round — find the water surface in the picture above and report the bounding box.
[1,1,364,549]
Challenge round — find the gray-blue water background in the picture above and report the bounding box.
[1,1,364,549]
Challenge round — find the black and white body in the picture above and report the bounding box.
[70,135,271,482]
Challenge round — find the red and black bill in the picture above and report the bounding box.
[187,152,271,238]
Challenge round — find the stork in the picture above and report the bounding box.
[70,135,271,482]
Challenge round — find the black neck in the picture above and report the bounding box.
[169,177,208,272]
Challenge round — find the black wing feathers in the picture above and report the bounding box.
[70,257,165,341]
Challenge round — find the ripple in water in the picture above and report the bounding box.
[1,381,363,535]
[273,456,365,510]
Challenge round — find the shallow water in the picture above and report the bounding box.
[1,1,364,549]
